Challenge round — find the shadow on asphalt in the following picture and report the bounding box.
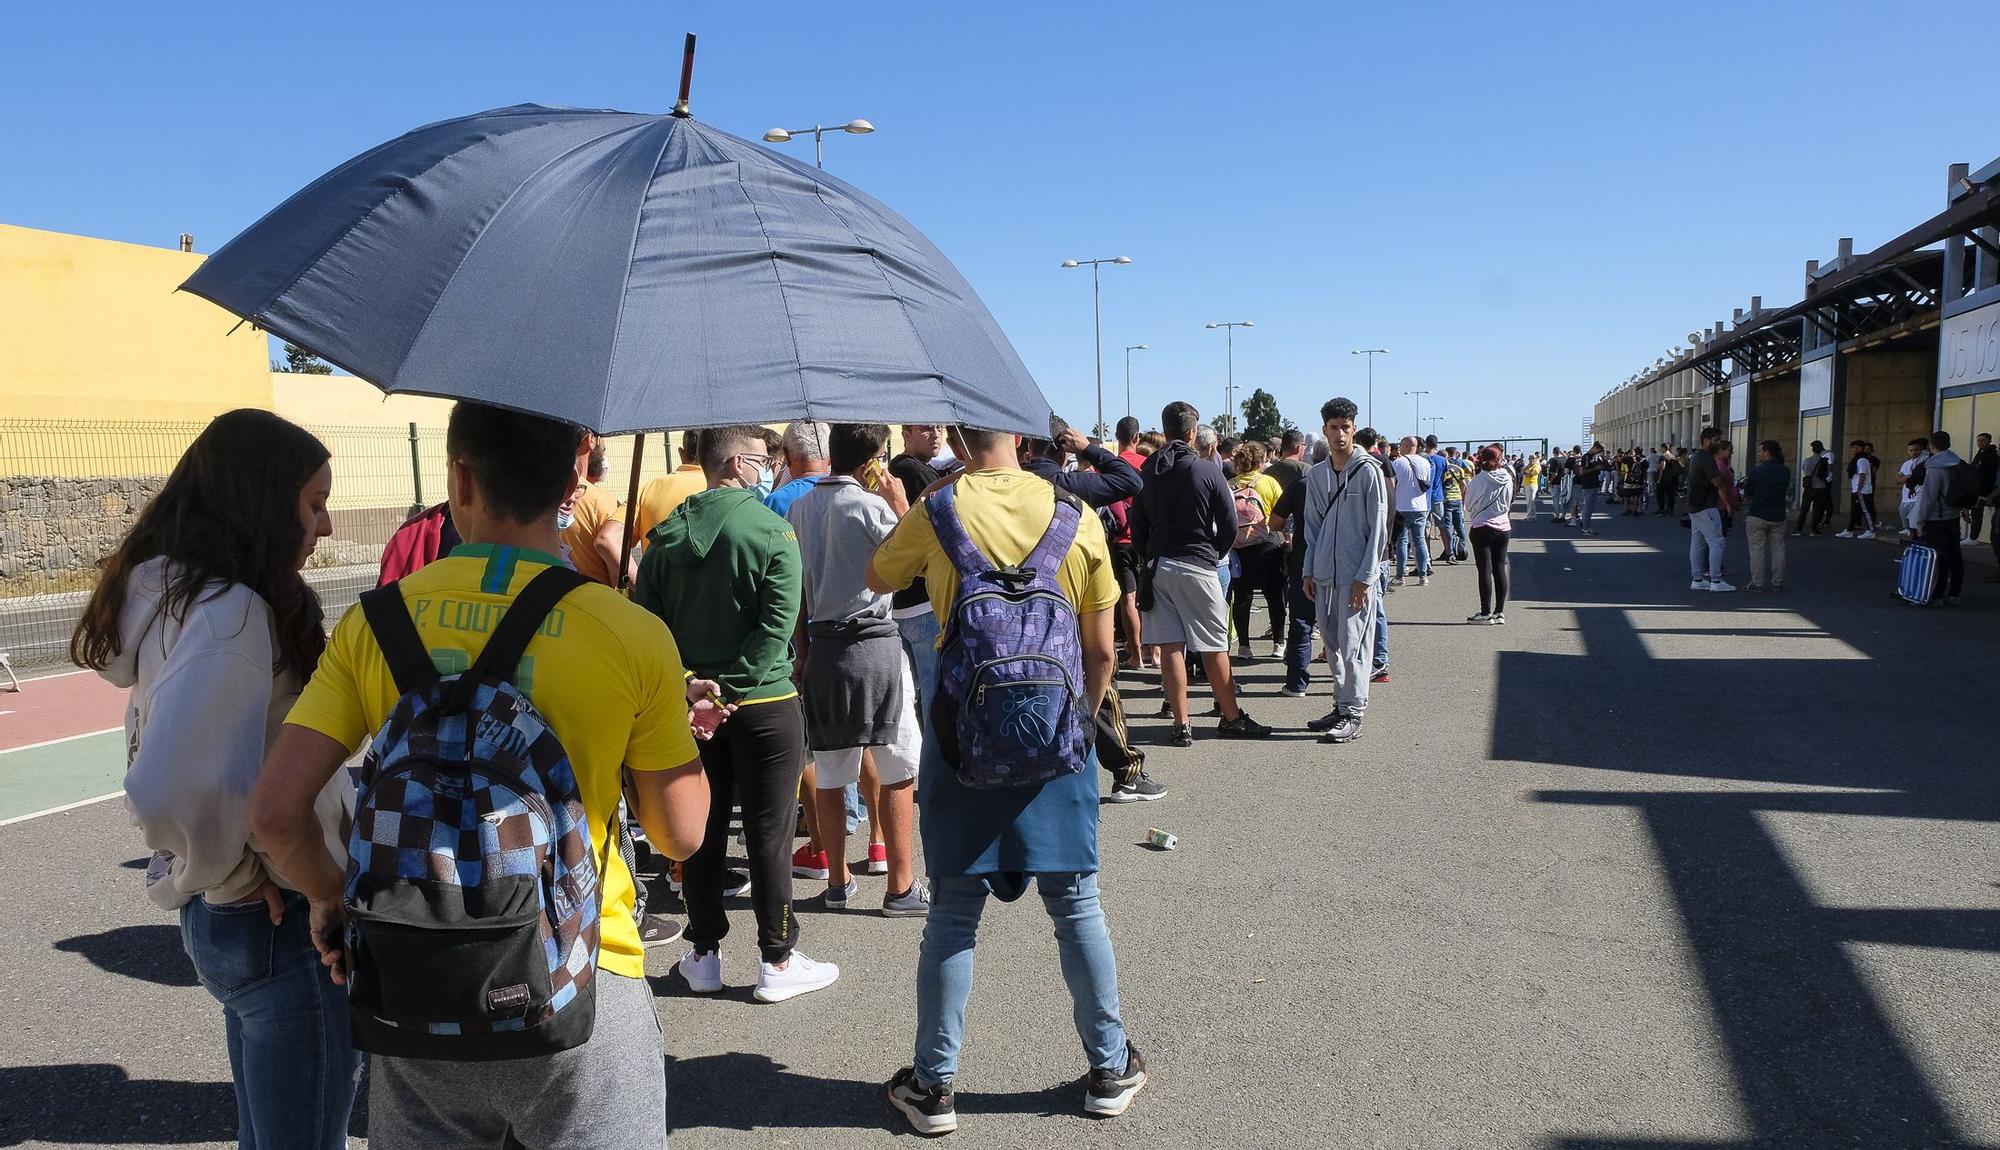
[1496,515,2000,1150]
[0,1064,235,1145]
[53,925,196,988]
[662,1051,1087,1135]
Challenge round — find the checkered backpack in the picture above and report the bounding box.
[346,566,601,1060]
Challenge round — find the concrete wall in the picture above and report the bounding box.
[1752,370,1800,454]
[1843,349,1938,463]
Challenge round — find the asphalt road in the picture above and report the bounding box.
[2,509,1995,1149]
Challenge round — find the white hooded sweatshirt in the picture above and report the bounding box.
[101,557,350,911]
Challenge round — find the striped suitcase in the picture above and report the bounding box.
[1897,544,1937,605]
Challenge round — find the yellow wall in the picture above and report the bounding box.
[0,223,271,422]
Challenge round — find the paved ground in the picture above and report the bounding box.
[2,508,1995,1148]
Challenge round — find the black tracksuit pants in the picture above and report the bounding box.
[683,697,807,964]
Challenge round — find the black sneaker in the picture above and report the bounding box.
[1306,708,1343,732]
[1319,713,1364,744]
[1167,724,1194,748]
[1216,711,1272,739]
[1109,772,1168,803]
[638,914,683,949]
[887,1067,958,1136]
[1085,1043,1148,1117]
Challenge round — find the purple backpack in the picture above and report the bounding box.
[926,483,1090,788]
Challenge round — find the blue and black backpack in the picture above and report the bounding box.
[346,566,602,1060]
[926,483,1091,788]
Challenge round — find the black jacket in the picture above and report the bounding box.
[1131,440,1235,566]
[1023,444,1143,509]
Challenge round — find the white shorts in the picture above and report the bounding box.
[1143,558,1231,653]
[813,657,920,790]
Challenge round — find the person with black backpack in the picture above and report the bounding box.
[1913,429,1972,604]
[867,424,1147,1134]
[251,402,715,1149]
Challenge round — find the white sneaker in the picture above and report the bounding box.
[1708,580,1738,593]
[1833,530,1854,539]
[1489,613,1506,625]
[1417,575,1430,586]
[1690,579,1708,591]
[754,950,840,1003]
[677,947,723,994]
[1467,612,1491,623]
[1855,530,1875,540]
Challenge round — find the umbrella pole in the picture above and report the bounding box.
[673,33,696,117]
[619,433,645,590]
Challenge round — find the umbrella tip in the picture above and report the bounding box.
[673,32,697,117]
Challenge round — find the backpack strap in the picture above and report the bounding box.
[924,483,994,578]
[360,582,439,697]
[440,565,590,715]
[1023,494,1082,579]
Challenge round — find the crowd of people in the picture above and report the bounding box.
[72,395,1536,1147]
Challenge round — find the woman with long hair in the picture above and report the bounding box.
[1227,441,1286,659]
[72,408,357,1148]
[1464,445,1516,624]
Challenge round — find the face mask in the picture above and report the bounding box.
[740,461,775,500]
[556,509,576,531]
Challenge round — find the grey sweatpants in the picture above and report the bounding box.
[369,972,667,1149]
[1315,578,1381,717]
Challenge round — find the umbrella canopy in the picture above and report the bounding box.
[181,104,1052,437]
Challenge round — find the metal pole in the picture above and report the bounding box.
[407,422,424,517]
[1125,347,1133,421]
[813,127,824,169]
[1226,324,1235,437]
[618,434,647,590]
[1092,261,1104,439]
[1366,356,1374,428]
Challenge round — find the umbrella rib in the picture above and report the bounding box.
[395,118,661,405]
[803,184,960,428]
[732,178,814,424]
[598,117,682,435]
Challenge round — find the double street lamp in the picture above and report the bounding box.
[1351,348,1389,428]
[1405,389,1432,436]
[762,119,875,169]
[1124,344,1149,424]
[1062,256,1132,438]
[1205,320,1254,437]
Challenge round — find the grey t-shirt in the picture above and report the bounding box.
[1686,450,1721,513]
[787,476,898,624]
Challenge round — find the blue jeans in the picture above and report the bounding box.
[1576,487,1599,528]
[914,872,1127,1087]
[180,891,359,1150]
[1442,501,1466,557]
[1283,576,1315,692]
[1372,564,1390,672]
[1393,514,1431,578]
[897,609,942,732]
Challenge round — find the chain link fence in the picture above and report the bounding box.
[0,419,450,677]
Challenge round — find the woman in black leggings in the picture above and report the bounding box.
[1464,445,1516,624]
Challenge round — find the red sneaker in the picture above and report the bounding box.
[1370,669,1391,684]
[791,844,830,880]
[863,842,889,876]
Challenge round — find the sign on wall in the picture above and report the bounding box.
[1728,380,1749,424]
[1940,299,2000,390]
[1801,357,1832,410]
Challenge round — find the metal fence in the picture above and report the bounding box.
[0,419,449,676]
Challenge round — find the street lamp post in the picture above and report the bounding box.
[1123,344,1149,423]
[1405,389,1432,436]
[1205,320,1255,437]
[1062,256,1132,439]
[1351,348,1389,428]
[762,118,876,169]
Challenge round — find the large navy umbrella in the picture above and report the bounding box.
[181,103,1052,437]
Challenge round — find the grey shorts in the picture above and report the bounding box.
[1142,558,1231,652]
[368,972,666,1150]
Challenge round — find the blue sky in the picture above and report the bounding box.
[3,1,1992,446]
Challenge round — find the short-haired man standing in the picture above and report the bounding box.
[868,425,1148,1134]
[251,402,713,1148]
[1686,427,1734,593]
[1913,429,1966,604]
[560,434,635,587]
[1388,437,1433,585]
[1131,402,1273,748]
[1301,398,1388,744]
[636,425,839,1003]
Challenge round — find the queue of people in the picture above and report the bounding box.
[72,395,1534,1147]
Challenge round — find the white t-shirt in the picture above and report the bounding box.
[1852,456,1872,495]
[1390,454,1433,514]
[1899,458,1919,504]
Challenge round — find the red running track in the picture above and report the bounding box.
[0,670,126,752]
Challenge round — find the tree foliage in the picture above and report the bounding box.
[1240,388,1284,442]
[277,342,333,375]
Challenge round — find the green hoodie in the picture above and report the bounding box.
[633,486,801,704]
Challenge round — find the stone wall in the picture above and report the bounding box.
[0,474,165,582]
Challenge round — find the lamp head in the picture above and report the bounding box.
[763,128,792,143]
[1113,255,1132,264]
[1061,260,1080,269]
[843,119,875,134]
[1136,343,1149,350]
[1205,323,1218,329]
[1242,321,1255,328]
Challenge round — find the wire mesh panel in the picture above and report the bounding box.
[0,419,442,675]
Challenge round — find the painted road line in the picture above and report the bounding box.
[0,790,123,828]
[0,727,123,756]
[0,730,124,823]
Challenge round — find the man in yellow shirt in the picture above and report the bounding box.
[560,434,633,587]
[629,430,709,544]
[866,426,1146,1135]
[251,402,711,1150]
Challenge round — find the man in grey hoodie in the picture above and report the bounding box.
[1913,429,1966,604]
[1300,397,1389,744]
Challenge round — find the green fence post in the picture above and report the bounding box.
[408,422,425,517]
